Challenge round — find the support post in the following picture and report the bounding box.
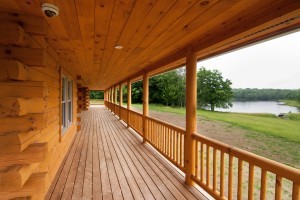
[127,80,131,128]
[142,72,149,143]
[114,86,117,104]
[119,84,122,119]
[185,50,197,185]
[110,88,112,102]
[107,88,111,102]
[114,86,117,114]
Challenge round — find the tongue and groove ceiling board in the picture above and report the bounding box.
[0,0,300,90]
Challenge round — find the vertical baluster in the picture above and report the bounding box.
[171,130,174,159]
[180,133,183,167]
[155,122,157,147]
[213,148,217,191]
[195,141,199,179]
[275,175,282,200]
[260,169,267,200]
[167,128,170,156]
[206,145,210,187]
[220,152,225,198]
[150,120,152,142]
[173,131,176,161]
[201,143,204,182]
[228,155,233,200]
[175,131,178,163]
[237,159,243,200]
[169,129,172,158]
[160,125,162,150]
[160,126,167,151]
[162,125,164,151]
[292,183,300,200]
[248,164,254,200]
[157,124,159,148]
[164,126,167,154]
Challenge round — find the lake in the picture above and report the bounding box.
[211,101,300,115]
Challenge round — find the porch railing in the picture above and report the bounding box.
[104,101,300,200]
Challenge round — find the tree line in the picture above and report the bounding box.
[233,88,300,101]
[125,67,233,111]
[90,67,300,111]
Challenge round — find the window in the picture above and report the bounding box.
[62,76,73,133]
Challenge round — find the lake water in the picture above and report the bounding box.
[211,101,300,115]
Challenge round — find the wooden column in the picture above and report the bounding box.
[127,80,131,128]
[142,72,149,143]
[109,88,111,102]
[114,86,117,113]
[119,84,122,119]
[119,84,122,106]
[185,51,197,185]
[114,86,117,104]
[110,88,112,103]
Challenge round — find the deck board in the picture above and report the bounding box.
[46,106,207,200]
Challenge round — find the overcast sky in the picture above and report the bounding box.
[197,30,300,89]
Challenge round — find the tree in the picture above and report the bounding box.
[197,67,233,111]
[131,81,143,103]
[149,69,186,107]
[90,91,104,99]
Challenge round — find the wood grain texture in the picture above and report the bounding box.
[0,0,298,89]
[46,106,206,200]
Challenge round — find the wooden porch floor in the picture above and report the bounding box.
[46,106,207,200]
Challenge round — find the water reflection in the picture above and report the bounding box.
[210,101,300,115]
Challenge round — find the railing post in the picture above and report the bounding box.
[127,80,131,128]
[119,84,122,119]
[185,50,197,185]
[142,71,149,143]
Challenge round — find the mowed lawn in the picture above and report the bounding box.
[90,99,104,105]
[132,104,300,143]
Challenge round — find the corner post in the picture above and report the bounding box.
[119,84,122,119]
[142,71,149,143]
[185,50,197,185]
[127,80,131,128]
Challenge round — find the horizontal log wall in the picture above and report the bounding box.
[0,16,78,199]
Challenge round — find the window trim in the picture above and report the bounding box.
[61,75,73,134]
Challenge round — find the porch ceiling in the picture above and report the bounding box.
[1,0,300,89]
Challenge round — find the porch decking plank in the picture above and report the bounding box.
[45,119,84,200]
[95,112,113,200]
[103,113,156,200]
[61,115,90,200]
[46,106,207,200]
[92,112,102,200]
[108,114,201,200]
[100,112,134,200]
[99,115,123,200]
[82,114,94,199]
[105,115,175,200]
[102,114,145,200]
[72,112,91,199]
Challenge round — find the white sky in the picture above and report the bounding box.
[197,30,300,89]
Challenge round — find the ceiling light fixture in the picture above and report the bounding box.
[115,45,123,49]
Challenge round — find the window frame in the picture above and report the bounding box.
[61,75,73,134]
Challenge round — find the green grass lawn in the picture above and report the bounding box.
[90,99,104,105]
[132,103,300,143]
[281,100,300,107]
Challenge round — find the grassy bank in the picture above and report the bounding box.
[281,100,300,108]
[90,99,104,105]
[132,103,300,143]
